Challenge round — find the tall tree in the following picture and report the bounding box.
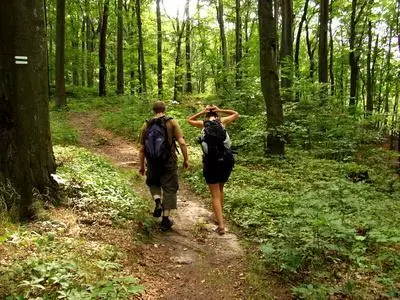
[185,0,193,93]
[366,20,373,115]
[349,0,368,112]
[216,0,228,70]
[55,0,66,108]
[235,0,243,88]
[85,0,95,88]
[116,0,124,94]
[173,16,186,101]
[136,0,147,94]
[328,3,335,96]
[318,0,329,84]
[259,0,285,155]
[280,0,293,101]
[156,0,163,97]
[294,0,309,71]
[0,0,56,220]
[99,0,110,97]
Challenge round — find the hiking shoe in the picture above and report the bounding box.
[153,199,163,218]
[160,217,174,230]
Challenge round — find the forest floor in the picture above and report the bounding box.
[68,111,291,299]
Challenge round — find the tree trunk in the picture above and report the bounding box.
[81,17,86,86]
[384,28,392,122]
[235,0,243,88]
[173,19,186,101]
[86,5,95,88]
[136,0,146,94]
[294,0,309,71]
[185,0,193,94]
[156,0,163,97]
[99,0,109,97]
[258,0,285,155]
[0,0,56,220]
[55,0,66,108]
[366,20,373,115]
[280,0,293,101]
[216,0,228,70]
[318,0,329,84]
[329,3,335,96]
[305,18,315,80]
[116,0,124,94]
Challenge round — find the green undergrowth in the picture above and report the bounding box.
[0,145,151,299]
[185,150,400,298]
[0,229,143,299]
[56,95,399,298]
[50,111,79,145]
[54,145,150,224]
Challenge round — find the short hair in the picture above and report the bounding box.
[205,111,219,119]
[153,101,166,113]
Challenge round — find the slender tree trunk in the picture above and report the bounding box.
[72,38,80,86]
[216,0,228,70]
[86,1,94,88]
[0,0,56,220]
[55,0,66,108]
[235,0,243,88]
[156,0,163,97]
[280,0,293,101]
[366,20,373,115]
[306,19,315,80]
[384,28,393,125]
[294,0,309,71]
[318,0,329,84]
[258,0,285,155]
[99,0,109,97]
[116,0,124,94]
[185,0,193,93]
[329,4,335,96]
[173,19,186,101]
[81,17,86,86]
[136,0,146,94]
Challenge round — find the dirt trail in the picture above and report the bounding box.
[69,112,250,299]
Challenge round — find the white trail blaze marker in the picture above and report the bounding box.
[15,56,28,65]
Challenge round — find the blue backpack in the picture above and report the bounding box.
[144,117,173,163]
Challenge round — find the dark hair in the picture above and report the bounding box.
[153,101,166,113]
[205,111,219,119]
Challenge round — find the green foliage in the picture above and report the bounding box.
[0,230,143,299]
[54,145,149,223]
[50,111,78,145]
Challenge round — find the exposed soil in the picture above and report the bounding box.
[66,112,290,300]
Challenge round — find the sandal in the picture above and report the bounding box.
[213,226,225,235]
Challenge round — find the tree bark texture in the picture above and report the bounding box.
[99,0,109,97]
[258,0,285,155]
[0,0,56,220]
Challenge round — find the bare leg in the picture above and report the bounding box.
[208,183,224,232]
[219,183,224,208]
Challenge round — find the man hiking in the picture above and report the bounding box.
[139,101,189,230]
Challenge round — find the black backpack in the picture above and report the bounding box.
[144,117,173,163]
[199,120,231,162]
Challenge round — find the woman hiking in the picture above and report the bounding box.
[187,105,239,235]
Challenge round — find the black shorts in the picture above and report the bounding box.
[202,155,234,184]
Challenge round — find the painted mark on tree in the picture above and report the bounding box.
[15,56,28,65]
